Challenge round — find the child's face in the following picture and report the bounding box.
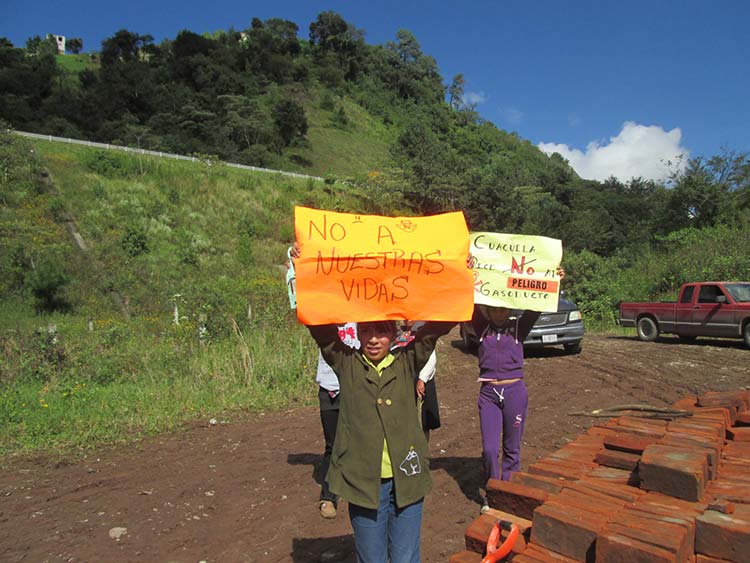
[487,306,511,326]
[358,321,395,362]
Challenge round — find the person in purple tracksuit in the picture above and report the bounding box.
[472,270,563,512]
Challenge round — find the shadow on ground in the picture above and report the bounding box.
[287,452,325,486]
[291,534,356,563]
[431,455,484,505]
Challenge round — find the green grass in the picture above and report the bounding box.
[0,133,372,458]
[0,305,318,456]
[283,89,395,180]
[55,54,98,87]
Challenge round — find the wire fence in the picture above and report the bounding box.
[13,130,325,182]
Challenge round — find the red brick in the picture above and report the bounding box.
[673,396,699,410]
[465,513,497,554]
[588,466,640,487]
[695,503,750,562]
[595,531,676,563]
[705,482,750,504]
[449,550,483,563]
[669,418,726,439]
[717,462,750,484]
[591,422,664,440]
[701,390,750,411]
[657,434,721,479]
[696,554,738,563]
[522,543,587,562]
[510,471,565,494]
[486,478,549,520]
[602,432,659,454]
[565,478,646,503]
[723,442,750,462]
[639,444,709,501]
[595,448,641,470]
[528,458,596,481]
[727,427,750,442]
[531,500,609,562]
[615,416,669,432]
[693,407,735,428]
[552,488,626,517]
[604,508,691,561]
[549,443,602,464]
[638,490,708,517]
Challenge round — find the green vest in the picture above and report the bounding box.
[308,322,454,509]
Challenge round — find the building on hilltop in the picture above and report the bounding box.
[48,35,65,54]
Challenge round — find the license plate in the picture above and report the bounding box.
[542,334,558,343]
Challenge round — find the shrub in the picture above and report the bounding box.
[26,258,70,312]
[121,223,149,256]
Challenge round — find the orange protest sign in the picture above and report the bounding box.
[294,206,474,325]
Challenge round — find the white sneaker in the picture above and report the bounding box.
[480,496,490,514]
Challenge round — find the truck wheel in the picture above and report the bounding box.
[564,342,582,354]
[636,317,659,342]
[744,322,750,349]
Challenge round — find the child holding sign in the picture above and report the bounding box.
[293,238,452,561]
[307,319,453,562]
[474,268,564,513]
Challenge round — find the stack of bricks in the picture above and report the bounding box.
[449,390,750,563]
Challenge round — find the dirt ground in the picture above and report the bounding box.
[1,329,749,563]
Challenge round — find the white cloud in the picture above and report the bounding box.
[538,122,689,182]
[500,106,524,126]
[464,90,487,106]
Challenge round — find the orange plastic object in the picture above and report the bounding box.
[481,521,519,563]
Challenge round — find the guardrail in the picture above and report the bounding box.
[13,130,325,182]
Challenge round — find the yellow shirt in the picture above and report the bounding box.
[363,353,396,478]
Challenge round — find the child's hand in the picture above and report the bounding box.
[289,242,301,260]
[416,379,426,398]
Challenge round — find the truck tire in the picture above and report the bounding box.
[564,342,582,354]
[636,316,659,342]
[744,321,750,349]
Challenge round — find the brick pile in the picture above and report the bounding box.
[449,390,750,563]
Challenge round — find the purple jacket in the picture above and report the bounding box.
[471,307,540,381]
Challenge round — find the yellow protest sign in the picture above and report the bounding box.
[294,206,474,325]
[470,232,563,312]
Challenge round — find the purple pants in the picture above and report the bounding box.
[478,379,528,482]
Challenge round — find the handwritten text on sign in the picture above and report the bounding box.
[294,207,474,324]
[470,232,563,312]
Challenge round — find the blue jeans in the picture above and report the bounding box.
[348,478,423,563]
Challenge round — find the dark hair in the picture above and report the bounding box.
[357,320,397,334]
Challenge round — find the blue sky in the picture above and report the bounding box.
[3,0,748,181]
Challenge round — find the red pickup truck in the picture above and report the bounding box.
[619,282,750,347]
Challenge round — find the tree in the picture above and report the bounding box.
[447,73,465,109]
[273,99,308,148]
[67,38,83,54]
[101,30,154,65]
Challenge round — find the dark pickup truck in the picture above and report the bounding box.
[460,294,585,354]
[619,281,750,347]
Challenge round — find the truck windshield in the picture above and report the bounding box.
[725,283,750,303]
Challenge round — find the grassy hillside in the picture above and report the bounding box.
[285,89,395,178]
[0,131,372,457]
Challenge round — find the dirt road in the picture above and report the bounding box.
[1,330,748,562]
